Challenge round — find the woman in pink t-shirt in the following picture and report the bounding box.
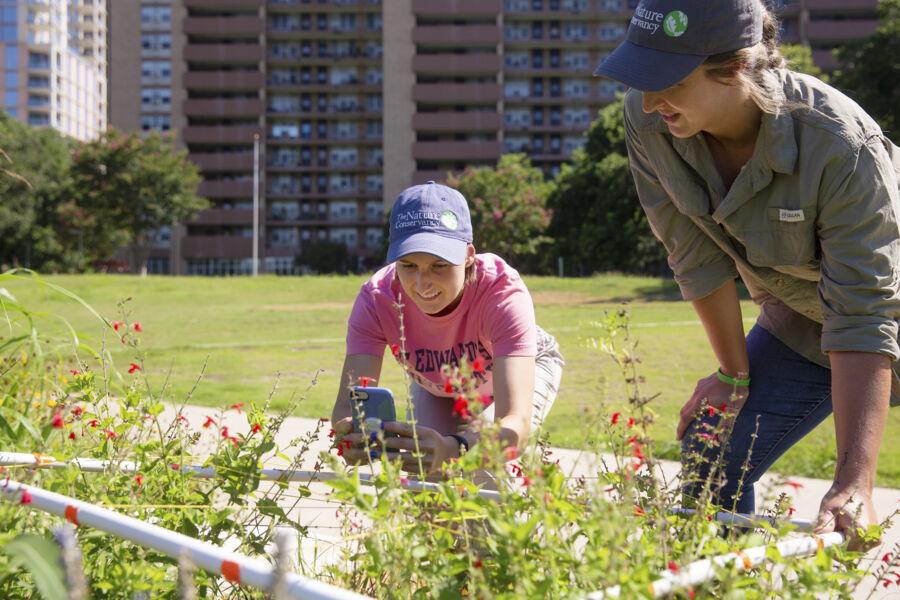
[330,182,564,474]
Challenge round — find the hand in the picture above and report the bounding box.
[677,371,749,440]
[331,416,369,466]
[814,487,881,551]
[382,421,460,475]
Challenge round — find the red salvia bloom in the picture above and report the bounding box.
[177,415,188,426]
[20,490,32,505]
[133,322,142,333]
[785,480,804,490]
[390,343,400,357]
[318,417,329,423]
[71,406,83,418]
[134,474,144,486]
[202,416,216,429]
[128,363,141,374]
[251,423,262,434]
[112,321,122,332]
[68,432,76,440]
[105,430,118,439]
[328,429,336,439]
[69,369,81,376]
[883,553,892,563]
[503,446,519,461]
[667,561,679,574]
[230,402,245,413]
[788,506,797,517]
[478,394,491,407]
[471,357,485,373]
[399,476,409,486]
[221,426,230,439]
[443,380,454,394]
[626,417,635,428]
[170,463,180,471]
[718,403,728,413]
[473,559,483,569]
[521,476,532,487]
[610,412,620,425]
[708,406,717,417]
[88,419,99,428]
[633,506,645,516]
[452,396,470,420]
[51,412,64,429]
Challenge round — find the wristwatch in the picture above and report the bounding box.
[448,434,470,455]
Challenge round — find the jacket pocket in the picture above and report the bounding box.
[741,207,818,267]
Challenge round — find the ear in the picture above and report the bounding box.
[465,244,476,267]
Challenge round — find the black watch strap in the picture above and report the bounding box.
[448,434,470,454]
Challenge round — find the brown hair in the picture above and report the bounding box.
[702,2,788,115]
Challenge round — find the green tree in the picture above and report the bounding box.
[781,43,826,81]
[832,0,899,142]
[446,153,553,271]
[297,239,352,274]
[0,113,75,271]
[68,129,207,274]
[547,98,667,276]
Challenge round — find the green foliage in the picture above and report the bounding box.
[832,0,900,143]
[1,535,66,600]
[547,99,667,276]
[68,129,207,272]
[297,239,353,274]
[446,154,554,271]
[781,44,827,81]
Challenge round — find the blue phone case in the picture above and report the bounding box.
[349,386,397,431]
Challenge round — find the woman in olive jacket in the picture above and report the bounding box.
[595,0,899,548]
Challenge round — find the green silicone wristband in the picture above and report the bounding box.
[717,369,750,387]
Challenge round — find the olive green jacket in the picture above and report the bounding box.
[623,70,900,406]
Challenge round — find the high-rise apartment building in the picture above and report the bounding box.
[106,0,881,275]
[0,0,107,140]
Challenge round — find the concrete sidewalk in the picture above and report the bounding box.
[170,404,900,598]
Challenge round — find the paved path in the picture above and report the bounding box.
[169,404,900,598]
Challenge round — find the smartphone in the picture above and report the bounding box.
[349,386,397,432]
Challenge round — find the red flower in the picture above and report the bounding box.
[88,419,99,428]
[170,463,180,471]
[503,446,519,461]
[471,357,485,373]
[510,464,523,477]
[707,406,717,417]
[20,490,32,505]
[698,432,718,442]
[251,423,262,434]
[342,440,352,449]
[632,444,645,461]
[69,369,81,376]
[112,321,122,332]
[882,553,892,563]
[633,506,645,516]
[105,430,118,439]
[443,380,454,394]
[452,396,470,420]
[358,376,374,388]
[134,474,144,486]
[521,476,532,487]
[202,416,216,429]
[328,429,336,439]
[399,476,409,486]
[71,406,83,418]
[390,343,400,357]
[177,415,188,426]
[610,412,620,425]
[336,446,344,457]
[718,403,728,413]
[706,515,713,522]
[128,363,141,374]
[473,559,483,569]
[688,589,696,599]
[229,402,244,413]
[221,426,230,439]
[478,394,491,407]
[788,506,797,517]
[785,480,804,491]
[68,432,76,440]
[667,561,679,574]
[318,417,329,423]
[132,322,142,333]
[626,417,635,428]
[51,412,64,429]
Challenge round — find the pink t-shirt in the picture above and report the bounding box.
[346,253,537,398]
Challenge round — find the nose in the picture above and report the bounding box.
[642,92,663,114]
[415,271,433,293]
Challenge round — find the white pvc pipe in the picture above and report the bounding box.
[586,531,844,598]
[669,507,814,532]
[0,479,369,600]
[0,453,502,501]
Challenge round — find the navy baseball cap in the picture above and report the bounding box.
[594,0,764,92]
[387,181,473,265]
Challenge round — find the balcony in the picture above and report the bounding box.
[181,235,253,259]
[184,44,264,63]
[413,112,502,132]
[413,83,502,104]
[189,153,254,171]
[183,98,263,117]
[412,25,502,46]
[412,141,502,161]
[805,0,877,11]
[183,16,264,37]
[183,0,264,9]
[412,0,502,16]
[197,180,255,198]
[806,19,877,41]
[191,208,254,226]
[183,71,265,91]
[412,54,502,75]
[182,125,262,144]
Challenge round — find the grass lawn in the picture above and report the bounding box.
[5,272,899,488]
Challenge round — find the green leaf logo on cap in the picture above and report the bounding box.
[663,10,688,37]
[440,210,459,230]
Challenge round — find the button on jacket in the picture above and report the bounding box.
[623,70,900,405]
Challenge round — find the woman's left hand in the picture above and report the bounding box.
[382,421,460,475]
[814,487,881,551]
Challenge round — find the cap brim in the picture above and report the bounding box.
[387,232,468,265]
[593,41,706,92]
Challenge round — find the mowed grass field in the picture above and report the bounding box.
[6,273,899,488]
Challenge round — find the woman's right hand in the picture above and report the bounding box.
[676,372,749,440]
[332,416,370,465]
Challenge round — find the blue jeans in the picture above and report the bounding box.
[681,325,833,514]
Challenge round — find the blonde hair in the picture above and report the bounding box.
[702,2,788,115]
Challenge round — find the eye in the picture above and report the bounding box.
[432,263,449,270]
[399,263,416,271]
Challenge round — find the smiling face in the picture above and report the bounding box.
[641,65,747,139]
[395,246,476,316]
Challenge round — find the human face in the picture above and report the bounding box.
[395,246,476,316]
[641,66,746,140]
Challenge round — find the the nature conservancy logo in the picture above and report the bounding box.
[631,5,689,37]
[440,210,459,230]
[663,10,689,37]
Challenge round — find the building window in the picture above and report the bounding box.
[140,114,170,131]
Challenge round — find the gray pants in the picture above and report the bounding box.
[407,326,564,436]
